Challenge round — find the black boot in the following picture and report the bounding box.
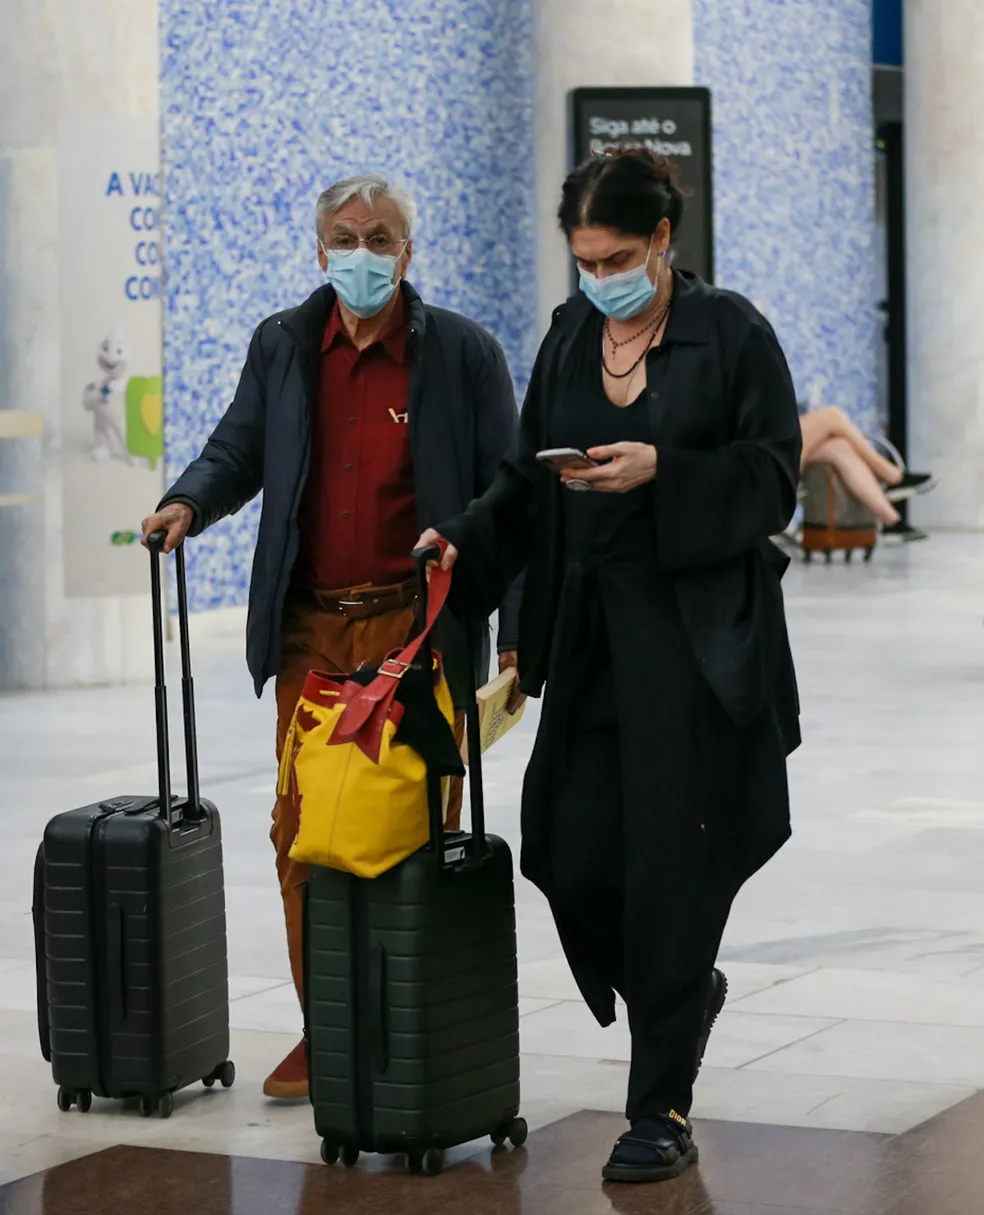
[603,1111,698,1184]
[693,968,728,1082]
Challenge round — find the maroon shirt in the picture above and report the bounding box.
[295,294,418,589]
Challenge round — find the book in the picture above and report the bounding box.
[461,668,526,762]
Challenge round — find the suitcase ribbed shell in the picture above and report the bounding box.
[307,834,520,1153]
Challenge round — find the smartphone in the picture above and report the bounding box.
[535,447,600,473]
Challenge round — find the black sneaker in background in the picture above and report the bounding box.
[886,472,938,503]
[693,968,728,1082]
[881,521,929,545]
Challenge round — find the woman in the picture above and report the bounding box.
[800,405,936,530]
[418,150,801,1185]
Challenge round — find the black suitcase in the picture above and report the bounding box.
[32,533,234,1119]
[305,546,525,1176]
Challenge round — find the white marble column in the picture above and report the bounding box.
[0,0,159,688]
[532,0,694,335]
[905,1,984,528]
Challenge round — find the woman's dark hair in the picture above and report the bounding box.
[558,147,686,241]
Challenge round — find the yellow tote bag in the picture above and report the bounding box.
[279,566,460,879]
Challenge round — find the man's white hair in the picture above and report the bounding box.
[315,174,417,240]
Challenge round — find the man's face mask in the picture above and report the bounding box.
[321,239,407,319]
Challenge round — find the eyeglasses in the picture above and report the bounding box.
[321,234,408,258]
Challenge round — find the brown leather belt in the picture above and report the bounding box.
[295,579,417,621]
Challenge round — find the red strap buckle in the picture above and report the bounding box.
[332,564,452,742]
[378,658,411,680]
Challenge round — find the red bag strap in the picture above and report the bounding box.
[333,564,452,741]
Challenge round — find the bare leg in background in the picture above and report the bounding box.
[808,437,901,526]
[800,406,902,484]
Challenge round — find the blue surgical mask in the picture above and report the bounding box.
[579,239,665,321]
[323,245,401,318]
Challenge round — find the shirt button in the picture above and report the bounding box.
[346,464,355,472]
[349,417,357,425]
[342,511,351,520]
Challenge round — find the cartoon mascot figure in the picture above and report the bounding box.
[83,325,134,464]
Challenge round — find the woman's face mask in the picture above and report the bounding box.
[578,237,665,322]
[321,244,403,319]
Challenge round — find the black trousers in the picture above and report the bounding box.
[548,658,736,1123]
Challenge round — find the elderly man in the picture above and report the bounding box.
[142,174,521,1101]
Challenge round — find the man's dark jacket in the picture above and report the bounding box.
[161,281,521,707]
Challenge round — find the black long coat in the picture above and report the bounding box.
[160,282,522,708]
[441,271,803,892]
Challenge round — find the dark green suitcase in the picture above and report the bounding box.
[304,548,525,1177]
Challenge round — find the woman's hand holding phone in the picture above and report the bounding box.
[535,448,599,474]
[559,442,658,493]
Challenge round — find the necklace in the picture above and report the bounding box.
[601,328,659,380]
[606,314,660,351]
[600,294,671,380]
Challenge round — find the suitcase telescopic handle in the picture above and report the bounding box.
[147,532,201,826]
[461,615,488,860]
[410,545,487,870]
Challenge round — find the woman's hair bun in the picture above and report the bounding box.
[600,146,683,197]
[558,145,688,240]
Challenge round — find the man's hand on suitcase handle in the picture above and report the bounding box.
[141,503,194,554]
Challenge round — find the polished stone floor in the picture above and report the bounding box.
[7,1097,984,1214]
[3,532,984,1206]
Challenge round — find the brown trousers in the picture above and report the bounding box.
[272,589,465,1006]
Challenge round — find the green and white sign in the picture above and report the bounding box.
[59,117,165,598]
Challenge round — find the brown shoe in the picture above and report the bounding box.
[262,1039,309,1100]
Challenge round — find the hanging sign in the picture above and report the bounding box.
[570,87,714,282]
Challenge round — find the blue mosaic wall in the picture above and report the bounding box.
[160,0,536,612]
[693,0,878,426]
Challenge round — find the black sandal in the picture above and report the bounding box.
[602,1113,699,1184]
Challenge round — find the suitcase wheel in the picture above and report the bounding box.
[865,547,875,562]
[491,1117,528,1149]
[321,1141,358,1168]
[139,1093,173,1119]
[55,1086,92,1114]
[407,1148,444,1177]
[203,1060,236,1090]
